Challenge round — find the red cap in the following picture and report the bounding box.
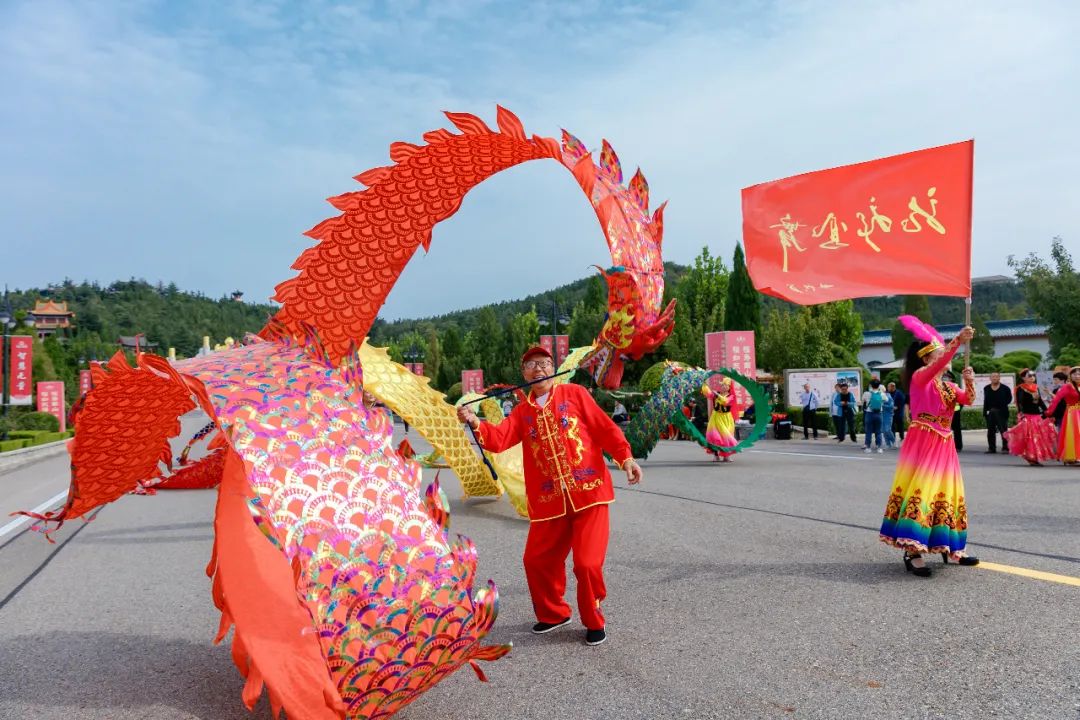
[521,344,554,364]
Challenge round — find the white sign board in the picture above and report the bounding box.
[784,368,863,410]
[970,374,1015,405]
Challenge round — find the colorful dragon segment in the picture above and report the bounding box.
[265,106,673,388]
[19,107,673,719]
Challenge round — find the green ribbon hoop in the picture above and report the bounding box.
[671,367,772,454]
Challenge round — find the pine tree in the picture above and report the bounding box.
[723,243,761,337]
[890,295,933,357]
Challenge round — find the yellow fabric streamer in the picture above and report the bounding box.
[357,342,502,498]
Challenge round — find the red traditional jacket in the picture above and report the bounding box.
[475,383,633,522]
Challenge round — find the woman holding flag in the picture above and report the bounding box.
[879,318,978,577]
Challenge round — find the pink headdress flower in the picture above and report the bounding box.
[898,315,944,358]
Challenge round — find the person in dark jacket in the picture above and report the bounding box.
[888,381,907,444]
[944,371,964,451]
[834,381,858,442]
[982,371,1012,453]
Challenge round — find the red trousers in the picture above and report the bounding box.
[523,502,609,631]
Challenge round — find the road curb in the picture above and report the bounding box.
[0,440,70,477]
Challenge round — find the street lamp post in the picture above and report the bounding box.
[0,287,16,440]
[403,342,424,372]
[539,299,571,368]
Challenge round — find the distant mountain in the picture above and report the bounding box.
[6,278,277,358]
[847,276,1029,329]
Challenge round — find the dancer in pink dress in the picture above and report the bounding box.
[879,318,979,577]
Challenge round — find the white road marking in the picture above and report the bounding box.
[747,449,875,461]
[0,490,68,541]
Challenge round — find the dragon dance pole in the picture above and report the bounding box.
[459,369,576,406]
[459,369,577,481]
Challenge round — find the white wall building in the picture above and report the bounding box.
[860,318,1050,369]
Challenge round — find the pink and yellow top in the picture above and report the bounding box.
[907,338,974,438]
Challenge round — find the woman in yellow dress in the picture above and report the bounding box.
[702,378,739,462]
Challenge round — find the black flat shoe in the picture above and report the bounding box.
[903,553,932,577]
[941,553,980,566]
[532,617,571,634]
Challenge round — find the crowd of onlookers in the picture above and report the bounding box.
[795,369,1074,457]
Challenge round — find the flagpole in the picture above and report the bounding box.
[964,295,972,366]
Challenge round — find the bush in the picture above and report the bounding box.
[30,431,65,446]
[639,361,689,395]
[999,350,1041,371]
[7,430,47,440]
[16,411,60,432]
[445,382,463,404]
[0,439,29,452]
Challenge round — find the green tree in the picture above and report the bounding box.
[1009,236,1080,355]
[970,311,994,356]
[724,243,761,338]
[758,308,832,374]
[1055,344,1080,367]
[504,309,541,380]
[423,324,441,383]
[890,295,933,357]
[660,246,729,366]
[810,300,863,356]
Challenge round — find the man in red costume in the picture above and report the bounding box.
[457,344,642,646]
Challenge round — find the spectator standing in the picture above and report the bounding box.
[944,371,964,451]
[1050,371,1068,431]
[862,379,888,453]
[882,386,897,449]
[888,381,907,445]
[834,381,858,442]
[982,371,1012,453]
[798,383,821,439]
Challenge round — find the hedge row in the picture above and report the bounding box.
[0,430,74,454]
[784,406,1019,433]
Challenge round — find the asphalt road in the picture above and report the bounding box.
[1,424,1078,720]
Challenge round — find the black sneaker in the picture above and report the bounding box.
[532,617,571,634]
[585,628,607,646]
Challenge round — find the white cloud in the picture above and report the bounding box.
[1,0,1077,323]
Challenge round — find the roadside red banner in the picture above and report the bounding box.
[704,331,757,405]
[461,369,484,395]
[36,380,66,432]
[79,369,93,395]
[742,140,973,304]
[7,336,33,406]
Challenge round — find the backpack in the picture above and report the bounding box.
[868,388,885,412]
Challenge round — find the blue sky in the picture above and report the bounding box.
[2,0,1077,320]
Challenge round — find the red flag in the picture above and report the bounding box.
[742,140,973,304]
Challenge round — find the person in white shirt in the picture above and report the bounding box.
[612,401,629,424]
[798,383,821,439]
[502,398,514,417]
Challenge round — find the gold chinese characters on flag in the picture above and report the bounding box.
[741,140,973,304]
